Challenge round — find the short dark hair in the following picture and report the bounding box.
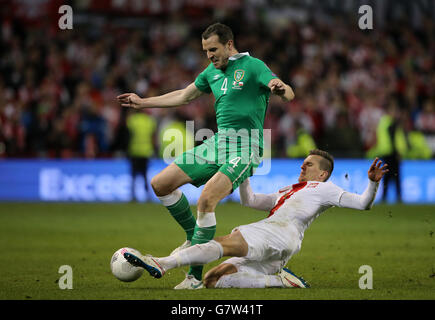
[202,23,234,45]
[309,149,334,181]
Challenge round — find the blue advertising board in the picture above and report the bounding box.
[0,159,434,203]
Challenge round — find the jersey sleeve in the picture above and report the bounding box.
[194,66,212,93]
[321,182,346,207]
[239,178,278,211]
[254,59,279,88]
[338,180,379,210]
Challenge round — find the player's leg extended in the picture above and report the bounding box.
[151,163,196,242]
[124,227,309,288]
[133,229,248,278]
[187,172,233,282]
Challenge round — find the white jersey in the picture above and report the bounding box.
[227,178,379,275]
[238,178,379,252]
[265,181,344,239]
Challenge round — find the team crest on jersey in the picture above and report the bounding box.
[232,70,245,90]
[234,69,245,82]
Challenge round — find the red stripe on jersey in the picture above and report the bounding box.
[268,181,307,217]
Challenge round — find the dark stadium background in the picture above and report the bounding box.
[1,0,434,159]
[1,0,434,204]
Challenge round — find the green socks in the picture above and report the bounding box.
[188,212,216,281]
[159,191,196,241]
[158,190,217,281]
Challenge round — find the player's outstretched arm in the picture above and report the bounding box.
[239,178,277,211]
[339,158,389,210]
[117,82,204,109]
[367,157,389,183]
[268,78,295,102]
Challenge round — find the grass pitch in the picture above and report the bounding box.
[0,202,434,300]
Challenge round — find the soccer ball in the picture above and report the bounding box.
[110,247,144,282]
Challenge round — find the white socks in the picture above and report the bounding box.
[215,272,284,288]
[156,189,182,206]
[157,240,223,271]
[196,211,216,227]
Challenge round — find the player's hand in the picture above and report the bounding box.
[117,93,143,109]
[269,79,286,96]
[368,157,389,182]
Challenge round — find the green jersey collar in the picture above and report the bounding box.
[229,52,250,60]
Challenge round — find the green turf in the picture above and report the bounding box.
[0,202,434,300]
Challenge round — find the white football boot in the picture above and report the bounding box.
[123,251,165,279]
[170,240,191,256]
[279,268,310,288]
[174,274,204,290]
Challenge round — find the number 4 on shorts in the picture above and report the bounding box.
[229,157,241,168]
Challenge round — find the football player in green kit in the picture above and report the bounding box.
[117,23,295,289]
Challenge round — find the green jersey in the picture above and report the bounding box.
[194,52,278,149]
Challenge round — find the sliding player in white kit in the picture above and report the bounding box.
[123,149,388,288]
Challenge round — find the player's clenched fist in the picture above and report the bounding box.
[117,93,143,109]
[269,79,285,95]
[267,78,294,101]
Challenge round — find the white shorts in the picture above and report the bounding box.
[221,219,302,275]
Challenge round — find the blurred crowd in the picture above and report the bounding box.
[0,4,434,159]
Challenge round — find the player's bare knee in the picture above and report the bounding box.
[150,176,164,196]
[204,264,237,288]
[151,175,174,196]
[203,267,225,288]
[203,272,218,288]
[197,193,216,212]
